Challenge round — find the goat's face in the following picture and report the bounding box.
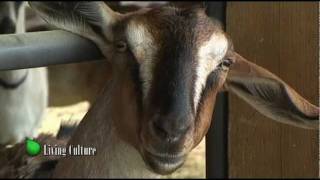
[124,8,231,174]
[30,1,319,175]
[110,7,230,174]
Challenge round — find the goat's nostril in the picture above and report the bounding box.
[152,120,190,142]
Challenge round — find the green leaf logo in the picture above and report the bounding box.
[26,138,41,156]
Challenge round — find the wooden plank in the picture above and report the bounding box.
[227,3,282,177]
[226,2,318,178]
[278,2,319,178]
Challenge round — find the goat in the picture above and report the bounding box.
[0,1,48,145]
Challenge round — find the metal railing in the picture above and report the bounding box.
[0,30,103,70]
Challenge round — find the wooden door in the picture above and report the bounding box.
[227,2,319,178]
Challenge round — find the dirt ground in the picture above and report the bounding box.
[39,101,206,178]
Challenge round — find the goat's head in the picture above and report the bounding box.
[30,2,319,175]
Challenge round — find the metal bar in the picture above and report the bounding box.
[0,30,103,70]
[205,2,228,178]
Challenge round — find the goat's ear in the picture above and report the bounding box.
[29,1,122,47]
[224,52,319,129]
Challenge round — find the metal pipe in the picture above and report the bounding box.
[0,30,104,70]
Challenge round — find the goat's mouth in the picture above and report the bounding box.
[138,124,193,174]
[141,148,186,175]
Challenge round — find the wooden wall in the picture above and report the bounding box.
[226,2,319,178]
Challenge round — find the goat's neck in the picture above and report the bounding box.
[52,71,159,178]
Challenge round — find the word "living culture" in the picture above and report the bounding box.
[43,144,97,157]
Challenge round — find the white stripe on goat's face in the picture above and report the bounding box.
[126,21,158,100]
[194,33,229,111]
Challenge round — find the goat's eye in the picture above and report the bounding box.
[219,58,233,70]
[115,41,127,52]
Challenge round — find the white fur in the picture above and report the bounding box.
[0,2,48,145]
[193,33,228,111]
[0,68,48,145]
[126,21,157,101]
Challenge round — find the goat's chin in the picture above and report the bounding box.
[138,129,194,174]
[140,148,187,175]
